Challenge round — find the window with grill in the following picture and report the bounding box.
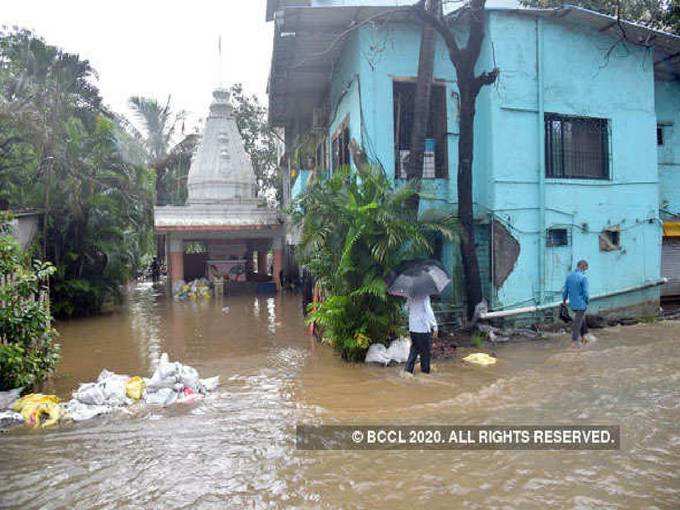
[657,125,665,146]
[546,228,569,247]
[393,81,448,179]
[332,123,350,171]
[545,114,610,179]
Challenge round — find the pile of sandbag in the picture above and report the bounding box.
[173,278,212,301]
[0,353,219,430]
[365,337,411,366]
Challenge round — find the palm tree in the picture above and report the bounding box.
[292,164,458,360]
[126,95,197,205]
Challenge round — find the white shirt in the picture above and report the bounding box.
[406,295,438,333]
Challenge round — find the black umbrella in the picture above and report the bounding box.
[386,259,451,298]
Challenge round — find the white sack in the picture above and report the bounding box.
[386,337,411,364]
[365,343,392,365]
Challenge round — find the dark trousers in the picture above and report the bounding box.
[571,310,588,341]
[406,331,432,374]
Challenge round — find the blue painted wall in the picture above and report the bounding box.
[486,12,662,310]
[656,79,680,219]
[319,9,673,313]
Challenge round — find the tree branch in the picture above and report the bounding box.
[411,0,463,63]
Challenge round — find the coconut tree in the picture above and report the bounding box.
[126,95,197,205]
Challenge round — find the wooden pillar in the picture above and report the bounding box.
[272,238,283,290]
[258,250,269,275]
[168,237,184,285]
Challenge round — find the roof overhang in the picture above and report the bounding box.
[267,3,680,126]
[267,5,414,126]
[489,5,680,80]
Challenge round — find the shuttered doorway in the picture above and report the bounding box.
[662,237,680,297]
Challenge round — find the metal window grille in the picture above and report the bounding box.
[393,81,448,179]
[545,114,610,179]
[546,228,569,247]
[657,125,665,146]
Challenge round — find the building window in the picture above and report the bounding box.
[546,228,569,247]
[545,114,610,179]
[657,125,665,146]
[393,80,448,179]
[599,229,621,251]
[332,122,350,171]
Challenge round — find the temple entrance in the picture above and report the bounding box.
[154,88,284,292]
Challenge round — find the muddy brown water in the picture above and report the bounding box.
[1,283,679,509]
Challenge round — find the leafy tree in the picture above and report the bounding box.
[228,83,283,205]
[0,28,156,317]
[0,213,59,390]
[126,95,198,206]
[292,165,457,361]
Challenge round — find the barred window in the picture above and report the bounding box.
[545,114,610,179]
[393,81,448,179]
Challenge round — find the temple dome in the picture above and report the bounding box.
[186,89,257,204]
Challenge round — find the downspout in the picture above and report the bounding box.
[480,278,668,320]
[536,17,546,304]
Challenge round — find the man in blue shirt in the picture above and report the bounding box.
[563,260,590,346]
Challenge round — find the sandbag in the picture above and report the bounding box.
[144,387,178,406]
[0,410,24,429]
[179,365,200,391]
[199,376,220,393]
[63,400,112,422]
[463,353,497,366]
[74,382,107,406]
[365,343,392,365]
[385,337,411,364]
[12,394,62,428]
[125,377,146,400]
[0,387,23,410]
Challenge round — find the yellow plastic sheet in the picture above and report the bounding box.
[663,222,680,238]
[12,394,62,428]
[463,353,497,366]
[125,376,146,400]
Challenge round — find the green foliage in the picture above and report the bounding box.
[0,28,156,317]
[125,95,197,206]
[228,83,282,205]
[522,0,679,34]
[292,165,458,361]
[471,331,485,348]
[0,213,59,390]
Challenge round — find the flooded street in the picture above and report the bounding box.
[1,283,679,509]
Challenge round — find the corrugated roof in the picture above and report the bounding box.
[267,5,411,125]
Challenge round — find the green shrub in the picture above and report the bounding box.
[51,278,106,319]
[0,213,59,390]
[292,165,458,361]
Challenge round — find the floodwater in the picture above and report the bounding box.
[1,283,679,509]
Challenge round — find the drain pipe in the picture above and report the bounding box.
[479,278,668,320]
[536,17,547,304]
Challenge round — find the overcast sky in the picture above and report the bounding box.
[1,0,274,130]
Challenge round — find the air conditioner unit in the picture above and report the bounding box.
[399,150,436,179]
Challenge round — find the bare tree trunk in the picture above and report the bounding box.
[406,0,438,213]
[414,0,498,318]
[457,87,483,318]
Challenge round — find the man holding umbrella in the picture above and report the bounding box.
[404,294,438,374]
[387,259,450,375]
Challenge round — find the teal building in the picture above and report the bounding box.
[267,1,680,319]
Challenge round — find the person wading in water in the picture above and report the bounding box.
[563,259,590,348]
[405,294,438,374]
